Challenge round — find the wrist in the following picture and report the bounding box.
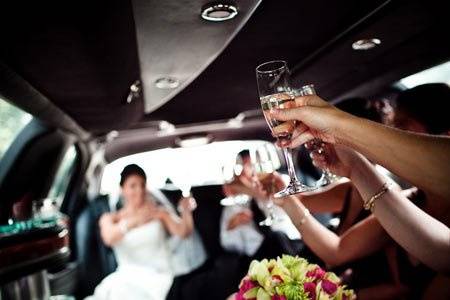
[348,153,371,181]
[280,195,301,211]
[333,112,360,147]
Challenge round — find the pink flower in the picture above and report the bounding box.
[303,282,317,299]
[235,292,245,300]
[272,295,287,300]
[321,279,338,295]
[236,279,258,300]
[306,267,326,282]
[240,279,257,292]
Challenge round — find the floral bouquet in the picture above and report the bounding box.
[235,255,355,300]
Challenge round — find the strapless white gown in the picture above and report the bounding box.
[86,221,174,300]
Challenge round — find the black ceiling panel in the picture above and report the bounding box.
[0,0,142,133]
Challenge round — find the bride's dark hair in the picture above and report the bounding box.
[120,164,147,186]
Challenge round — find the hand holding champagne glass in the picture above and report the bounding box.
[256,60,316,197]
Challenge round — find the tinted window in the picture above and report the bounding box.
[48,145,78,206]
[0,97,32,162]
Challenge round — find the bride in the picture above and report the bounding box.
[86,164,203,300]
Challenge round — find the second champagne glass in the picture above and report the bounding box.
[299,84,339,187]
[256,60,315,198]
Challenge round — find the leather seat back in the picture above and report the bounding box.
[74,195,117,298]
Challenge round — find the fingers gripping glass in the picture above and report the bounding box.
[256,60,315,197]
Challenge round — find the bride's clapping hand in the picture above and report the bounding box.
[178,196,197,213]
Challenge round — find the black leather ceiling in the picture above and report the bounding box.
[1,0,449,134]
[0,0,142,133]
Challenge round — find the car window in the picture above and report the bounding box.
[396,60,450,88]
[101,140,280,195]
[0,97,32,162]
[47,145,78,206]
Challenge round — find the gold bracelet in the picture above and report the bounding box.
[364,182,392,212]
[298,208,310,225]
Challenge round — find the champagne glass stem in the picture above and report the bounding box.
[282,147,299,183]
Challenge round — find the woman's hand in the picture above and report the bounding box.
[227,209,253,230]
[223,178,267,200]
[309,144,363,179]
[178,196,197,213]
[269,95,351,148]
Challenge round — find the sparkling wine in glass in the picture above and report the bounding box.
[256,60,315,197]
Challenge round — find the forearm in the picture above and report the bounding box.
[100,222,125,247]
[337,116,450,199]
[179,210,194,236]
[299,180,351,213]
[161,211,193,238]
[350,156,450,272]
[281,198,345,267]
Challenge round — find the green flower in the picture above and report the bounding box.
[276,281,308,300]
[249,260,271,289]
[279,255,309,282]
[243,287,259,299]
[257,288,271,300]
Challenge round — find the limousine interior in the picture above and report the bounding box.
[0,0,449,299]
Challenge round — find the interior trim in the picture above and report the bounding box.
[0,61,90,141]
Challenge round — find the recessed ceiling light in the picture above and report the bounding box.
[201,3,238,22]
[176,135,212,147]
[155,77,180,89]
[352,38,381,51]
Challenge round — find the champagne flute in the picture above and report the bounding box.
[298,84,339,187]
[256,60,316,198]
[250,145,279,226]
[220,156,250,206]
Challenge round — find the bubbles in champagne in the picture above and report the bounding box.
[260,93,296,140]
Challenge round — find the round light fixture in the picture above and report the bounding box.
[201,3,238,22]
[352,38,381,51]
[155,77,180,89]
[176,135,212,148]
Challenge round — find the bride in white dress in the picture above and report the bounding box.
[86,164,203,300]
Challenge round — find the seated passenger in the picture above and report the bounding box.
[220,150,298,261]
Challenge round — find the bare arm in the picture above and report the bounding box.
[339,116,450,200]
[297,180,351,213]
[99,212,124,247]
[271,95,450,200]
[158,197,195,238]
[279,197,390,268]
[349,153,450,273]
